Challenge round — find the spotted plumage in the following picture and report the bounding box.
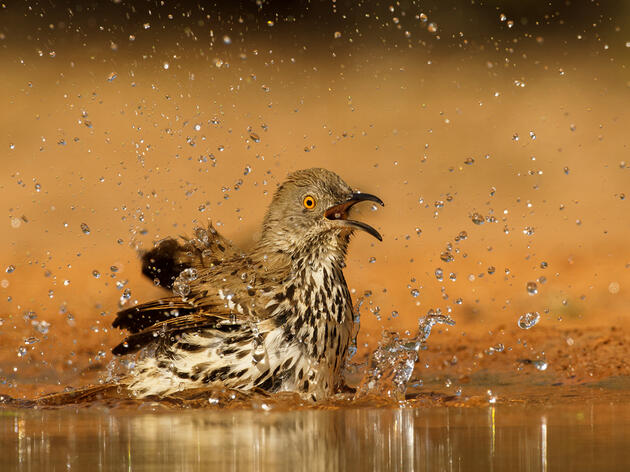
[112,168,383,400]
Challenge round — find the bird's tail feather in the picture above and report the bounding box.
[34,384,131,406]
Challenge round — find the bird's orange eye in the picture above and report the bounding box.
[303,195,316,209]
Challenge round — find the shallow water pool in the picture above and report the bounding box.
[2,400,629,471]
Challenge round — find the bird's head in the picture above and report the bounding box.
[259,168,384,258]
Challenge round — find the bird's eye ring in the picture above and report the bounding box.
[303,195,316,209]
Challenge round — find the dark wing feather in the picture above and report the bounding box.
[141,222,243,289]
[141,238,193,289]
[113,298,197,333]
[112,312,242,355]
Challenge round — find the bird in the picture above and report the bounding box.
[111,168,384,401]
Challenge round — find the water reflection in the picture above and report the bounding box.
[2,403,629,471]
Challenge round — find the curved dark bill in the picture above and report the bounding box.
[325,192,384,241]
[339,219,383,241]
[349,192,384,207]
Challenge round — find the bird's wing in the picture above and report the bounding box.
[112,312,245,356]
[113,231,290,355]
[114,251,278,332]
[113,298,198,333]
[112,263,281,355]
[141,222,243,289]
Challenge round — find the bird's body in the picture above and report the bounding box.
[113,168,383,400]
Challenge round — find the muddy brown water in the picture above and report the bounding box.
[2,400,629,471]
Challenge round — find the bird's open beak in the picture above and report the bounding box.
[324,192,384,241]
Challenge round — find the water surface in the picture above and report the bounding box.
[2,401,629,471]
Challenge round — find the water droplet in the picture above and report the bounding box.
[563,167,570,175]
[222,35,232,44]
[17,346,28,358]
[418,312,455,343]
[24,336,39,345]
[440,251,454,263]
[107,72,117,82]
[249,133,260,143]
[534,360,548,371]
[434,268,444,281]
[173,280,190,298]
[5,265,15,274]
[80,223,90,234]
[179,268,198,282]
[368,257,376,263]
[92,270,100,278]
[518,312,540,329]
[410,289,420,298]
[427,23,437,33]
[526,281,538,295]
[252,342,268,366]
[33,320,50,334]
[172,269,197,298]
[333,31,342,39]
[464,157,475,165]
[529,131,536,140]
[470,212,485,225]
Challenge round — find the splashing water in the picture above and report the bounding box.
[354,310,455,400]
[172,268,198,299]
[518,312,540,329]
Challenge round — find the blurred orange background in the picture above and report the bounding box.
[1,1,629,397]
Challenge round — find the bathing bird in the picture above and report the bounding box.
[112,168,383,400]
